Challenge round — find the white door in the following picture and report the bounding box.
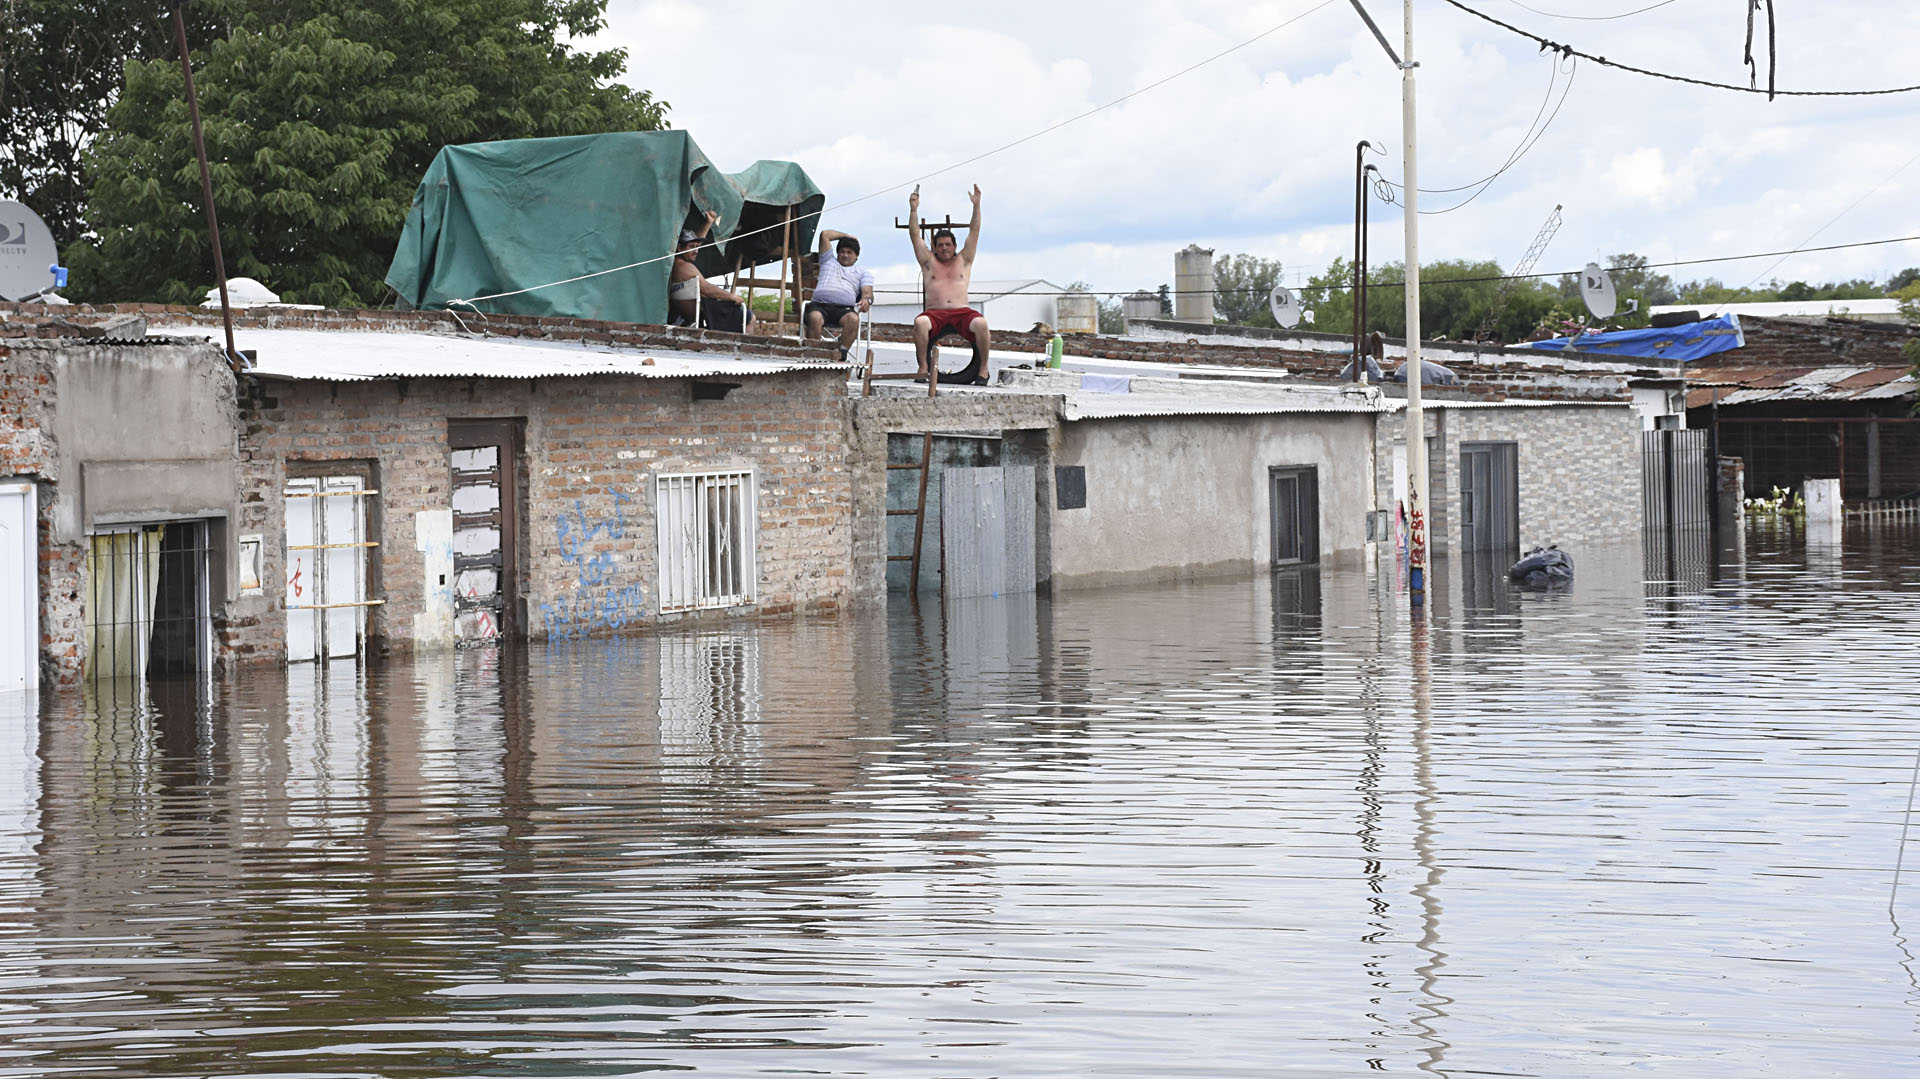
[0,481,36,694]
[285,477,367,663]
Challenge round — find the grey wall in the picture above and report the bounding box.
[47,341,239,545]
[1048,412,1375,588]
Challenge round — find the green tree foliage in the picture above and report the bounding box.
[69,0,668,307]
[1211,253,1284,327]
[0,1,215,245]
[1301,256,1565,343]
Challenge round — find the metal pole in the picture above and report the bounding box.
[1361,163,1374,373]
[1401,0,1428,605]
[172,5,240,374]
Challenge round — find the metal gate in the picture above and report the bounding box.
[449,421,521,642]
[1642,429,1712,533]
[940,466,1036,599]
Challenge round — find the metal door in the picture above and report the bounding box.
[1269,466,1319,566]
[1459,442,1518,551]
[0,481,35,694]
[939,466,1036,599]
[285,477,366,662]
[449,421,521,642]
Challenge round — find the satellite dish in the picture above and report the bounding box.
[0,201,61,302]
[1268,284,1302,329]
[1580,262,1618,320]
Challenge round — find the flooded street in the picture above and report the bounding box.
[4,525,1920,1077]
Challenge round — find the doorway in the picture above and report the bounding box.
[0,480,37,694]
[449,420,524,642]
[1459,442,1519,551]
[1269,466,1320,567]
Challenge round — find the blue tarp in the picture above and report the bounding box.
[1524,314,1744,361]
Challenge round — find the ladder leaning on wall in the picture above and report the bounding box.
[859,317,937,590]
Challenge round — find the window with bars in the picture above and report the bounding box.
[84,520,211,685]
[656,471,757,612]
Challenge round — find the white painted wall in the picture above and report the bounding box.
[1047,413,1375,588]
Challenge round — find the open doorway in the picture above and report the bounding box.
[85,520,212,689]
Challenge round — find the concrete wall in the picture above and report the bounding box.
[0,337,239,685]
[1048,412,1375,588]
[230,368,854,663]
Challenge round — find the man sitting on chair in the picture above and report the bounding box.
[668,209,753,333]
[908,185,991,385]
[805,229,873,361]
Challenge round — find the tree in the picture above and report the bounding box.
[69,0,668,307]
[1887,268,1920,293]
[0,1,217,245]
[1211,253,1284,327]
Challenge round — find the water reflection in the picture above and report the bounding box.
[3,525,1920,1075]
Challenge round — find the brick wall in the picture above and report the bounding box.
[232,367,853,661]
[0,342,75,683]
[1696,315,1920,370]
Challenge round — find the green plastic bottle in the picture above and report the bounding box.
[1048,332,1064,369]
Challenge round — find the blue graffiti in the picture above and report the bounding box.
[542,489,647,638]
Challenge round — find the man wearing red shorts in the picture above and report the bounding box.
[908,185,991,385]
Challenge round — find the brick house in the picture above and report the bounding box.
[5,304,853,684]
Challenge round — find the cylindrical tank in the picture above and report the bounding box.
[1055,291,1098,334]
[1121,290,1160,322]
[1174,244,1214,324]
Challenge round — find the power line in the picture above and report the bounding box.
[448,0,1341,310]
[865,233,1920,298]
[1506,0,1681,21]
[1740,146,1920,289]
[1441,0,1920,97]
[1378,54,1577,213]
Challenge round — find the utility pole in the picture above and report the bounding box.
[1399,1,1428,606]
[1346,0,1427,605]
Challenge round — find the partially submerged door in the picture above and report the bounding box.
[1269,466,1320,566]
[0,481,36,695]
[285,477,369,662]
[449,421,522,642]
[1460,442,1519,552]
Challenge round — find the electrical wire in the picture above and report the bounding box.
[1507,0,1681,21]
[1378,55,1576,213]
[862,232,1920,298]
[1442,0,1920,97]
[447,0,1341,310]
[1739,146,1920,289]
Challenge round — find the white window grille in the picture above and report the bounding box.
[656,471,757,612]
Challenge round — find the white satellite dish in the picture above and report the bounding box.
[0,201,61,302]
[1580,262,1618,320]
[1268,284,1302,329]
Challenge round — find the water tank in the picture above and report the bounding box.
[1121,290,1160,322]
[1055,291,1098,334]
[1174,244,1214,324]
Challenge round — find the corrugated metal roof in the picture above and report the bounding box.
[150,325,843,381]
[1695,363,1917,406]
[1062,391,1388,421]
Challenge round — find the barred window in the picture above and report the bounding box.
[656,471,756,612]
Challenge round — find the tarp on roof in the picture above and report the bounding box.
[385,131,818,326]
[1524,314,1745,361]
[700,160,824,277]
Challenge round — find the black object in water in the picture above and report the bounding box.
[1509,545,1573,589]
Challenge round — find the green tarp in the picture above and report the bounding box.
[700,160,825,277]
[385,131,821,326]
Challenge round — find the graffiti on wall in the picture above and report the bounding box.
[542,490,647,638]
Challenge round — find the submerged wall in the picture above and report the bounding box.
[231,368,854,662]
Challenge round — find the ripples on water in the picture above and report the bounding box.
[2,526,1919,1077]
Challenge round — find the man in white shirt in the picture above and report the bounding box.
[805,229,874,359]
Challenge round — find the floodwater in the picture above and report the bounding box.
[4,525,1920,1077]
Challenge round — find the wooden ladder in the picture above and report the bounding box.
[884,432,936,590]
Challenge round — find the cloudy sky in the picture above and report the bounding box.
[597,0,1920,298]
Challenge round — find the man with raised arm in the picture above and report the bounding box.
[909,185,991,385]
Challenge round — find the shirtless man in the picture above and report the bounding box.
[909,185,991,385]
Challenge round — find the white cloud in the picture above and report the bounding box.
[595,0,1920,293]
